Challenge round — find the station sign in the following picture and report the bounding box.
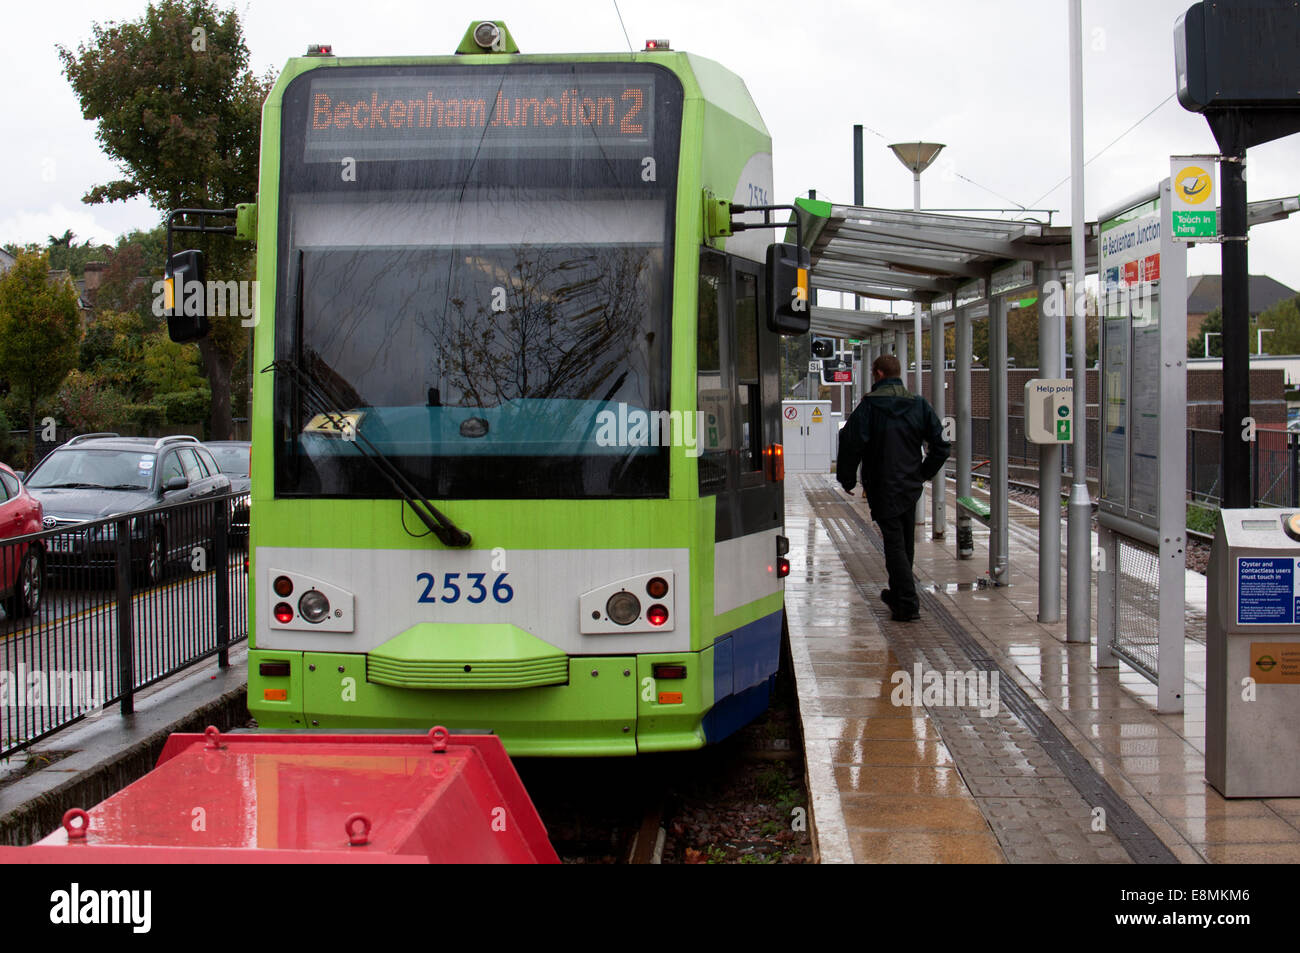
[1170,155,1219,241]
[1024,378,1073,443]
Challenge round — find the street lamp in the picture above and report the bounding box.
[887,142,946,212]
[888,142,945,527]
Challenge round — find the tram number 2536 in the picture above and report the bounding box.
[417,571,514,605]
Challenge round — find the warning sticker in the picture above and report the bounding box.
[1249,642,1300,684]
[811,408,824,423]
[1236,557,1300,625]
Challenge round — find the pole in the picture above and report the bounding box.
[932,305,946,538]
[1066,0,1091,643]
[1038,264,1062,622]
[1221,148,1250,508]
[955,306,973,558]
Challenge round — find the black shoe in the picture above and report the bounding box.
[880,589,896,608]
[891,610,920,622]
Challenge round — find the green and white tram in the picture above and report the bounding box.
[166,21,809,755]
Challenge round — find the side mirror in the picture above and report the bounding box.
[766,242,811,334]
[162,475,189,494]
[164,249,209,343]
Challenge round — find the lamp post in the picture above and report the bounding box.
[889,142,945,527]
[1205,331,1220,358]
[1258,328,1273,355]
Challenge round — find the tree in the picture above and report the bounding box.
[0,252,81,466]
[1252,295,1300,356]
[59,0,272,440]
[1189,307,1223,358]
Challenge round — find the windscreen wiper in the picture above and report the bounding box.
[265,358,472,548]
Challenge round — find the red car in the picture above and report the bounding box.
[0,462,44,618]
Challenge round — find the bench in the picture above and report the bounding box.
[956,495,991,526]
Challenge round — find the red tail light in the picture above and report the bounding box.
[777,557,790,578]
[646,604,669,626]
[764,443,785,481]
[274,603,294,624]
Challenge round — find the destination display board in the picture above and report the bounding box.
[304,72,657,161]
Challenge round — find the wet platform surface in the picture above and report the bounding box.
[786,474,1300,864]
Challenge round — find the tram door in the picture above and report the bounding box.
[696,250,782,539]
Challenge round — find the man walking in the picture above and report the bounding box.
[837,354,950,622]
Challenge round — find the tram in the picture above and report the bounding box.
[164,21,809,755]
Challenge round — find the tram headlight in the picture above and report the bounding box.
[605,591,641,626]
[298,589,331,624]
[473,21,500,49]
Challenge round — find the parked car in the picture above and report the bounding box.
[23,434,231,585]
[0,461,45,617]
[203,440,250,543]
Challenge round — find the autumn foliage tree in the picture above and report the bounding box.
[58,0,271,440]
[0,252,81,466]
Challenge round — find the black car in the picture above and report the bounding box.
[203,440,250,542]
[24,434,231,584]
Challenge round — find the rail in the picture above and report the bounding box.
[0,491,249,761]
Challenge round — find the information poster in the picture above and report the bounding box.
[1098,198,1162,519]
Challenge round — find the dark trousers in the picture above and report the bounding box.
[876,511,918,615]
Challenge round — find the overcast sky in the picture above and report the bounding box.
[5,0,1299,293]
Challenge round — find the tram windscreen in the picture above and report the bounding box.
[272,64,682,500]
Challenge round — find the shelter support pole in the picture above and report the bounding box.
[1066,0,1091,642]
[895,329,907,378]
[1037,263,1062,622]
[955,307,973,558]
[931,308,946,538]
[915,307,925,528]
[990,294,1009,585]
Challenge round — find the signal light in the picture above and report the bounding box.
[273,575,294,597]
[259,662,291,677]
[646,576,669,599]
[306,44,333,55]
[653,664,687,679]
[644,39,671,50]
[646,604,669,626]
[777,557,790,578]
[274,602,294,624]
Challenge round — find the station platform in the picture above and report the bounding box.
[786,473,1300,864]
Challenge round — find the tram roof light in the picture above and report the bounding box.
[644,39,671,50]
[306,44,333,56]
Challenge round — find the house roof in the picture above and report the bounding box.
[1187,274,1297,316]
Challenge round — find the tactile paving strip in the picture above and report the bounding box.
[807,486,1178,864]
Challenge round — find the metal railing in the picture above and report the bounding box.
[0,491,249,761]
[1187,427,1297,508]
[966,418,1298,508]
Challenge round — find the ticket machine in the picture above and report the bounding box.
[1206,510,1300,796]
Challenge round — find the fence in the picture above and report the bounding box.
[0,491,249,761]
[968,416,1297,509]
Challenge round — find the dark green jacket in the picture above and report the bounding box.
[836,378,950,519]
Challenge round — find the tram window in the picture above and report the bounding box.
[735,271,762,474]
[697,252,731,494]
